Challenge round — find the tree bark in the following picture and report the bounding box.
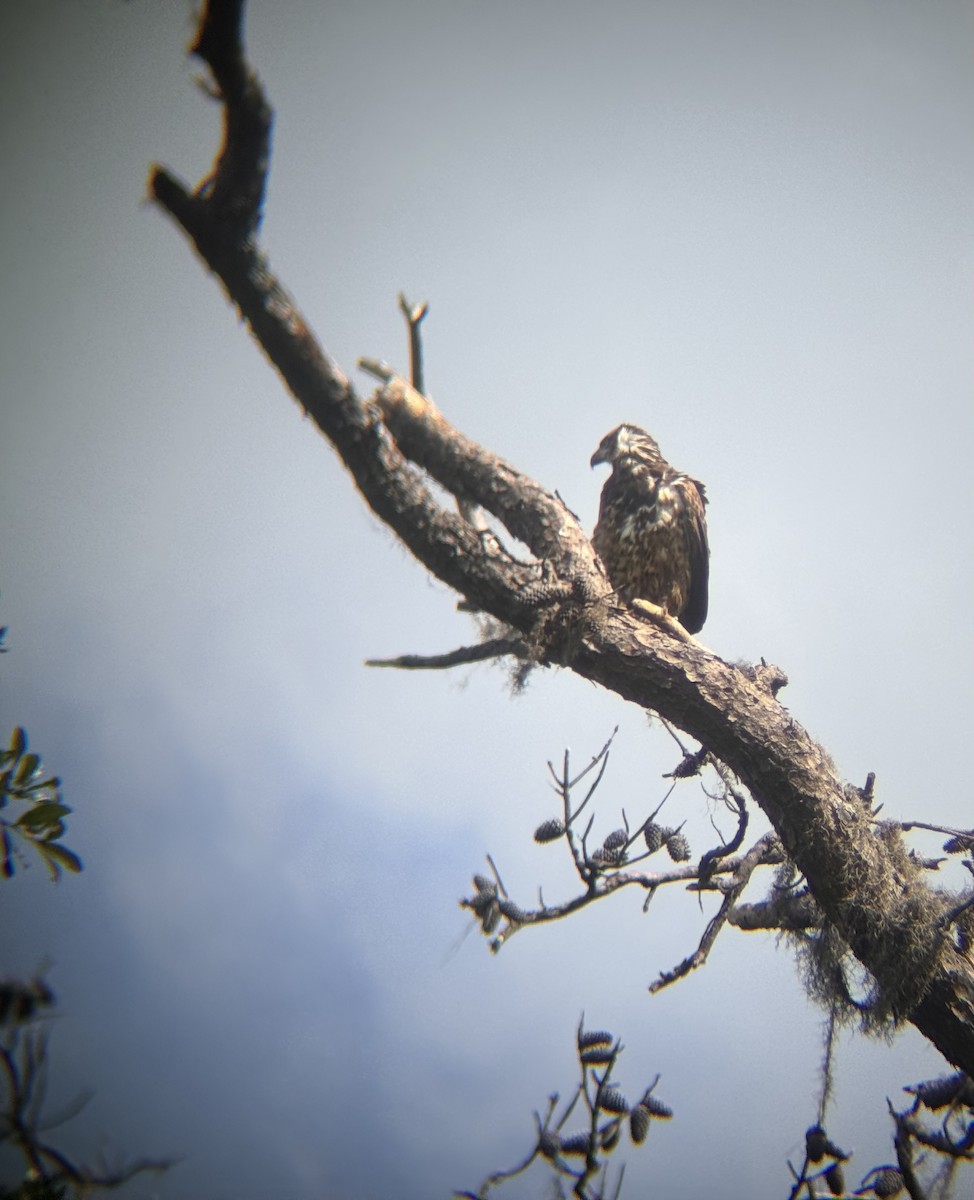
[149,0,974,1076]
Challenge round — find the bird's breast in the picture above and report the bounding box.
[617,491,680,541]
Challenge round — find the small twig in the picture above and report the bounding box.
[659,717,690,756]
[697,761,749,885]
[649,891,737,993]
[607,1162,626,1200]
[578,1040,623,1188]
[486,853,508,899]
[488,847,774,952]
[544,733,618,876]
[365,637,529,670]
[900,820,973,839]
[891,1104,931,1200]
[649,833,777,994]
[398,293,429,394]
[626,781,677,851]
[940,891,974,932]
[817,1007,838,1126]
[571,730,618,792]
[454,1138,540,1198]
[1,1022,172,1188]
[22,1029,50,1133]
[36,1086,94,1134]
[357,355,393,383]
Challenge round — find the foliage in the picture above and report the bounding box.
[0,625,162,1195]
[0,728,81,883]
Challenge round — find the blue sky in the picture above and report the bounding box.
[2,1,973,1196]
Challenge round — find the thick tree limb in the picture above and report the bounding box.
[730,889,823,933]
[149,0,974,1076]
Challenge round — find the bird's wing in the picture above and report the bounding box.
[680,479,709,635]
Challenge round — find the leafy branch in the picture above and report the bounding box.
[0,729,81,883]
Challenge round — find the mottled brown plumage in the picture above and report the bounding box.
[591,424,709,634]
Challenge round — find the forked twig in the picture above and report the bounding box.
[398,293,429,394]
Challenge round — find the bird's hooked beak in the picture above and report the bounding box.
[590,443,610,469]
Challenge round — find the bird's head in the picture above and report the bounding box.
[590,424,662,470]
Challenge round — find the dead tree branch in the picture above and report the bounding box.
[0,999,171,1192]
[149,0,974,1076]
[365,637,530,670]
[648,832,780,994]
[398,293,429,395]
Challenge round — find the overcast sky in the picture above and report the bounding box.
[2,1,973,1197]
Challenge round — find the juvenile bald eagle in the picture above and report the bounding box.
[591,424,709,634]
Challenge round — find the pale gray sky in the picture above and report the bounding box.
[1,1,972,1197]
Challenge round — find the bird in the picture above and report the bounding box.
[590,423,709,634]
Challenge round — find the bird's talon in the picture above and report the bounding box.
[632,599,696,644]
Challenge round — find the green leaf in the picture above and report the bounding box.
[12,752,40,787]
[16,802,72,831]
[39,842,83,878]
[8,727,26,758]
[23,774,62,797]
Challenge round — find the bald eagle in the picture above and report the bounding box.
[591,424,709,634]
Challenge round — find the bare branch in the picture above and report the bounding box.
[649,832,779,994]
[474,839,781,955]
[696,759,750,884]
[190,0,271,240]
[1,1006,172,1191]
[941,892,974,932]
[730,888,821,933]
[151,0,974,1077]
[365,637,530,670]
[892,1106,933,1200]
[398,293,429,394]
[901,819,974,843]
